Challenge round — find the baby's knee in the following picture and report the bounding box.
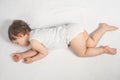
[87,38,96,48]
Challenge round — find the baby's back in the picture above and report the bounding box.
[29,24,68,49]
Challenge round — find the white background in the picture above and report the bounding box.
[0,0,120,80]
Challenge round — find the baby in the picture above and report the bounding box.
[8,20,118,64]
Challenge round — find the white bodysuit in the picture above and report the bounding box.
[29,23,84,49]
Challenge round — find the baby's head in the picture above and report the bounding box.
[8,20,31,46]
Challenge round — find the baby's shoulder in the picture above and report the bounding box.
[30,39,47,50]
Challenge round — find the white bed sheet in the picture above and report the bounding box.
[0,0,120,80]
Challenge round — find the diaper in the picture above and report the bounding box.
[64,23,85,44]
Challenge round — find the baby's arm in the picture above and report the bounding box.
[13,49,38,62]
[24,39,48,64]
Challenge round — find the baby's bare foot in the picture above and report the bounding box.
[99,23,118,31]
[12,53,22,62]
[103,46,117,55]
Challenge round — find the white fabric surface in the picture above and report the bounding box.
[29,24,68,49]
[0,0,120,80]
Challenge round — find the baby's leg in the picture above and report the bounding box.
[13,49,38,62]
[87,23,118,47]
[69,32,116,57]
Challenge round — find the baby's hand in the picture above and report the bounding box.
[12,53,22,62]
[24,57,33,64]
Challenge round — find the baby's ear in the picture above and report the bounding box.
[17,33,24,38]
